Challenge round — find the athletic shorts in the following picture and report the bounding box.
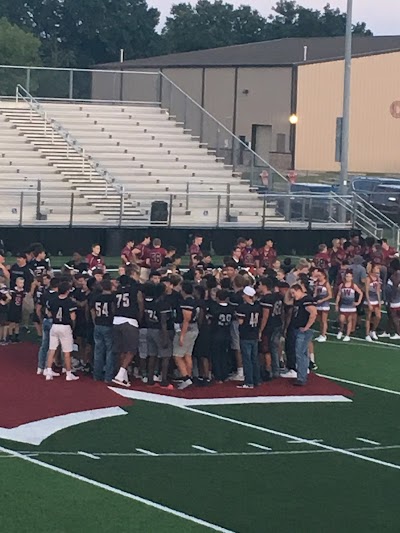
[113,322,139,354]
[193,325,211,359]
[32,311,41,324]
[147,329,173,359]
[49,324,74,353]
[173,326,199,357]
[230,320,240,351]
[0,312,8,326]
[139,328,148,359]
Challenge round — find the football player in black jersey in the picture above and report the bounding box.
[45,281,78,381]
[8,277,26,343]
[91,279,115,383]
[208,290,235,383]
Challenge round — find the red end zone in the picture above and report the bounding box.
[0,342,353,430]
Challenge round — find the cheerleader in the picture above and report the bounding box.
[335,270,363,342]
[314,269,332,343]
[364,265,382,342]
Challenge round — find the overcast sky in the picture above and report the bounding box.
[151,0,398,35]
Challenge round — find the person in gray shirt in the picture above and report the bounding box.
[349,255,367,288]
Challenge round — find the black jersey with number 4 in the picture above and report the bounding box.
[236,301,261,340]
[115,281,140,320]
[92,293,115,327]
[208,301,235,338]
[48,296,77,326]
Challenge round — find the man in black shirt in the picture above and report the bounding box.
[37,277,59,375]
[290,284,317,385]
[173,281,200,390]
[259,277,284,379]
[45,281,78,382]
[63,253,89,275]
[29,249,53,279]
[208,290,235,382]
[10,253,34,292]
[236,286,261,389]
[91,279,115,383]
[113,269,142,387]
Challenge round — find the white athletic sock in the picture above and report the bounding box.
[237,367,244,377]
[309,353,315,362]
[116,367,126,381]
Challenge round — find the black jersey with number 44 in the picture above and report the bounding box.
[48,296,77,326]
[92,293,115,327]
[236,301,261,340]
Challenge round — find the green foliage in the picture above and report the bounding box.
[0,17,42,95]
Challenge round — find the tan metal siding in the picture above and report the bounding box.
[204,68,236,130]
[162,68,203,104]
[236,67,292,150]
[296,51,400,174]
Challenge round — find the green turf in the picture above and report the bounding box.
[1,340,400,532]
[0,456,210,532]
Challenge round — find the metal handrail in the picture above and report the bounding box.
[15,84,123,194]
[159,72,289,185]
[353,193,400,229]
[2,65,156,75]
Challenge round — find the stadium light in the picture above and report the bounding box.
[289,114,298,125]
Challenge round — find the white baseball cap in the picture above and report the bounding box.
[243,286,256,297]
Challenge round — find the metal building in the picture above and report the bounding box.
[98,36,400,175]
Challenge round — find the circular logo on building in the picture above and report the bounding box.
[390,101,400,119]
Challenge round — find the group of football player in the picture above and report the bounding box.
[0,230,399,389]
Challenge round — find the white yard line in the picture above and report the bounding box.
[77,451,100,460]
[180,406,400,472]
[287,439,323,444]
[136,448,158,457]
[192,445,218,454]
[14,444,400,458]
[247,443,272,451]
[0,444,235,533]
[316,374,400,396]
[356,438,381,446]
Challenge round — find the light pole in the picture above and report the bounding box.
[340,0,353,197]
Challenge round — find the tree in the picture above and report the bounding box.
[0,0,161,67]
[162,0,270,53]
[0,17,42,95]
[269,1,372,38]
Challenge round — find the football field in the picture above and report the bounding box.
[0,338,399,532]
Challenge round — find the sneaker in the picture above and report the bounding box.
[337,332,343,340]
[390,334,400,340]
[45,373,53,381]
[112,377,131,387]
[309,361,318,371]
[36,367,44,375]
[371,331,378,341]
[293,381,306,387]
[236,384,254,389]
[365,335,373,342]
[177,378,193,390]
[66,373,79,381]
[133,367,140,379]
[229,373,244,381]
[316,335,327,343]
[343,336,351,342]
[141,376,148,384]
[160,382,174,390]
[281,369,297,378]
[44,368,60,378]
[153,374,162,383]
[378,332,390,338]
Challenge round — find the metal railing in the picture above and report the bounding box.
[0,185,363,230]
[159,73,289,192]
[0,65,289,191]
[15,85,123,195]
